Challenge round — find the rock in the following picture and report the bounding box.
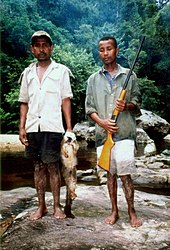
[147,162,164,169]
[73,110,170,143]
[144,139,157,156]
[73,122,95,142]
[164,134,170,143]
[136,109,170,137]
[132,154,170,188]
[0,134,24,152]
[136,127,150,143]
[136,128,157,156]
[96,154,170,186]
[0,185,170,249]
[80,175,98,182]
[1,108,169,154]
[162,149,170,156]
[77,169,95,177]
[73,110,169,158]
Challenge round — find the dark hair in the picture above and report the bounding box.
[31,35,53,46]
[98,36,117,48]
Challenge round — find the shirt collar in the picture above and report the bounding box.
[99,64,127,76]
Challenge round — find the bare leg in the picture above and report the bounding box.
[105,172,119,224]
[120,175,142,227]
[30,161,48,220]
[47,162,66,219]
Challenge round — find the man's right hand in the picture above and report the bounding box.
[89,113,119,134]
[19,128,29,146]
[99,118,119,134]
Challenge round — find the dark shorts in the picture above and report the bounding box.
[25,132,63,164]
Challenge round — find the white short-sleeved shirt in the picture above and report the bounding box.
[19,60,73,133]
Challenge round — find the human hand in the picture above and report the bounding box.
[19,128,29,146]
[64,131,76,142]
[116,99,126,112]
[100,119,119,134]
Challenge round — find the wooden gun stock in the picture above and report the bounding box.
[98,90,127,171]
[98,37,145,172]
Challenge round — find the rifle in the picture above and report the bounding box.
[98,36,145,172]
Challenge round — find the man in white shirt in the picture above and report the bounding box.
[19,30,74,220]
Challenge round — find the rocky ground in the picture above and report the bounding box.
[1,183,170,250]
[0,132,170,249]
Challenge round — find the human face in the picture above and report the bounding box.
[98,39,119,65]
[30,37,53,62]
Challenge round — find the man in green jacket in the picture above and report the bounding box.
[85,36,142,227]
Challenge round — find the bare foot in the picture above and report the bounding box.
[53,208,66,219]
[29,208,48,221]
[105,212,119,225]
[130,214,142,228]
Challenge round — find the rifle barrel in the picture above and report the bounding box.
[123,36,145,90]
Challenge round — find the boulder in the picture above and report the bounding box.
[73,122,95,142]
[164,134,170,143]
[74,110,170,143]
[136,109,170,137]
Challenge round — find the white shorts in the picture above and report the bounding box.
[97,139,136,176]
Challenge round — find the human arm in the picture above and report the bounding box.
[62,97,72,132]
[19,102,29,146]
[89,112,119,135]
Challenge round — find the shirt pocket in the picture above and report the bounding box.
[47,71,61,91]
[45,78,61,107]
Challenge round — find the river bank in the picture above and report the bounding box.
[1,134,170,249]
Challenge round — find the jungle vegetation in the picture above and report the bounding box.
[1,0,170,133]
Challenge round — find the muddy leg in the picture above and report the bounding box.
[30,161,48,220]
[105,172,119,224]
[47,162,66,219]
[120,175,142,227]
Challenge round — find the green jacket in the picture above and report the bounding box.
[85,64,141,147]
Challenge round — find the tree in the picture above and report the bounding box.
[52,44,98,124]
[1,0,170,134]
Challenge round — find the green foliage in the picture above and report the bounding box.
[0,86,20,134]
[52,44,98,124]
[1,0,170,133]
[0,52,31,133]
[138,77,161,114]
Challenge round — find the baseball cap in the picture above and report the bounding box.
[31,30,53,44]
